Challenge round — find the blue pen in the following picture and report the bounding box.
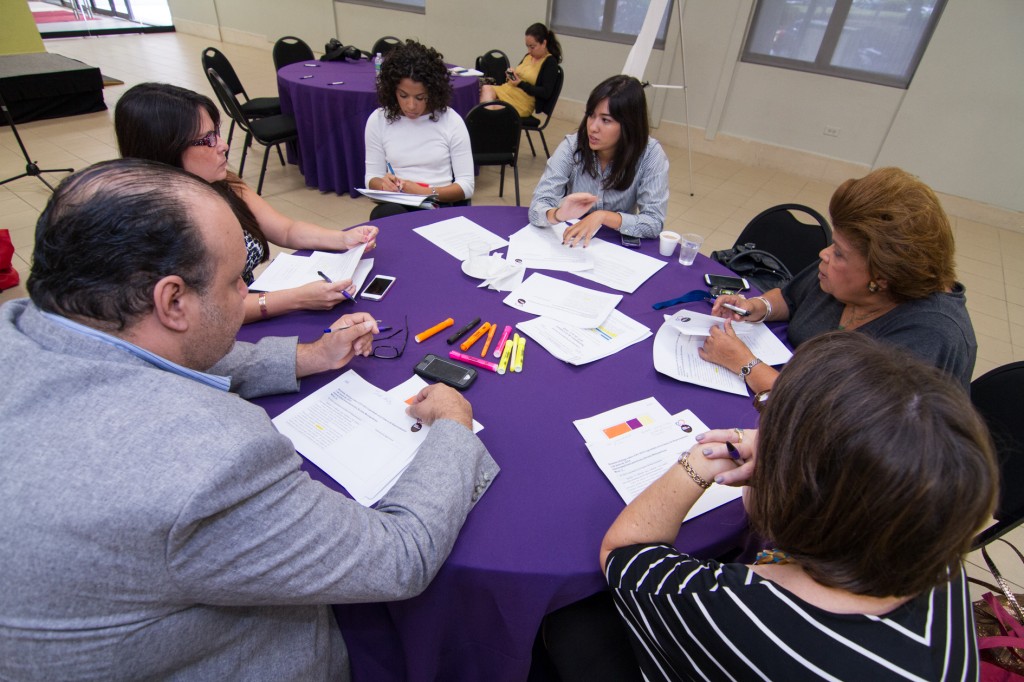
[386,161,395,175]
[324,320,385,334]
[319,270,355,302]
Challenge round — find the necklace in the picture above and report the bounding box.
[838,302,894,330]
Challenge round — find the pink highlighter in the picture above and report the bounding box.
[449,350,499,373]
[493,325,514,358]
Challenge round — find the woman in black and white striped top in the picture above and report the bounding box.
[601,332,997,681]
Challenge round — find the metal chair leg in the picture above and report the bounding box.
[524,130,536,157]
[256,145,272,196]
[539,131,550,158]
[238,132,252,178]
[513,164,520,207]
[499,165,505,198]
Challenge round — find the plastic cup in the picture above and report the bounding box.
[658,231,680,257]
[678,233,703,266]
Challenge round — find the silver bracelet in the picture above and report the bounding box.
[677,454,712,490]
[753,296,772,323]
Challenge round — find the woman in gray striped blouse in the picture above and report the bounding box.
[528,75,670,248]
[602,332,997,681]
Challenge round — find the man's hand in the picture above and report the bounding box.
[407,383,473,430]
[295,313,378,378]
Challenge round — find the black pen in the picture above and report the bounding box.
[447,317,481,345]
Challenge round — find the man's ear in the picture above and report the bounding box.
[152,275,191,332]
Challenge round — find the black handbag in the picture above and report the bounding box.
[322,39,364,62]
[710,242,793,292]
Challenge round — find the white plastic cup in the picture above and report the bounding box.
[678,233,703,266]
[466,240,490,271]
[658,231,680,257]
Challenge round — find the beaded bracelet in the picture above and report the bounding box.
[677,454,712,490]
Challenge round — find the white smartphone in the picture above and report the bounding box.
[360,274,396,301]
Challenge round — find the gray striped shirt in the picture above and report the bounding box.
[528,134,670,239]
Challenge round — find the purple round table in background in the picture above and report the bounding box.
[237,206,772,681]
[276,61,481,197]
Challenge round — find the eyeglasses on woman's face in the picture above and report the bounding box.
[372,316,408,359]
[190,127,221,148]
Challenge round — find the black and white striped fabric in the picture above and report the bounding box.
[605,544,978,682]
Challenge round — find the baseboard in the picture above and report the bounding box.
[171,18,220,42]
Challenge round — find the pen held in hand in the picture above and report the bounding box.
[323,319,383,334]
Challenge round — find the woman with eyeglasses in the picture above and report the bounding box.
[528,75,669,248]
[479,23,562,118]
[115,83,378,323]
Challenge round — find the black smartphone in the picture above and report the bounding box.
[620,234,641,249]
[704,273,750,292]
[414,354,478,391]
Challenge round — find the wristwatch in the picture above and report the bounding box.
[739,357,762,377]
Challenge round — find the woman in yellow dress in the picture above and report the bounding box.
[480,23,562,117]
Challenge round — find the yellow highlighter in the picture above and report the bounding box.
[508,334,520,373]
[513,334,525,373]
[497,336,513,375]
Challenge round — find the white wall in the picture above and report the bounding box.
[168,0,1024,214]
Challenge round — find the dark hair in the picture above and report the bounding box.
[829,167,956,303]
[377,40,452,123]
[749,332,997,598]
[574,75,649,192]
[114,82,268,263]
[526,22,562,64]
[28,159,220,330]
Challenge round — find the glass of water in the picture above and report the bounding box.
[678,233,704,266]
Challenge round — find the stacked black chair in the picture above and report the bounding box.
[207,68,298,196]
[202,47,280,149]
[371,36,402,58]
[732,204,832,276]
[272,36,315,70]
[475,50,510,85]
[467,101,522,206]
[521,65,564,158]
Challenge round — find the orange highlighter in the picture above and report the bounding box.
[481,322,497,357]
[415,317,454,343]
[460,321,491,352]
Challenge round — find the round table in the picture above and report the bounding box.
[237,206,777,681]
[277,60,481,197]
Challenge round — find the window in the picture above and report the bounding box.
[335,0,423,15]
[551,0,673,48]
[742,0,946,88]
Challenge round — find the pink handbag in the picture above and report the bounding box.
[974,541,1024,681]
[0,229,20,291]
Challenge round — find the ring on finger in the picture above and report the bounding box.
[734,427,744,444]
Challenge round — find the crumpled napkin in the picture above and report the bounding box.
[475,256,525,292]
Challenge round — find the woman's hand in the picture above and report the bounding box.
[341,225,378,253]
[381,172,403,192]
[555,192,598,222]
[695,428,758,486]
[710,294,756,321]
[506,69,521,85]
[698,321,756,374]
[561,212,606,248]
[291,279,356,311]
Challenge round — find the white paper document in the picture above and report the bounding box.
[570,239,666,293]
[505,224,594,272]
[249,245,366,292]
[579,403,743,519]
[516,309,651,365]
[272,370,429,507]
[502,273,622,328]
[661,310,793,367]
[652,323,749,395]
[412,216,510,261]
[357,188,434,208]
[572,397,672,444]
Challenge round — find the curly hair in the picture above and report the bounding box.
[829,167,956,302]
[376,40,453,123]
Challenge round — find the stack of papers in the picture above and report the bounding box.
[249,245,368,292]
[502,273,622,328]
[357,188,435,208]
[413,215,510,261]
[517,309,650,365]
[653,310,793,395]
[573,398,742,519]
[449,66,483,77]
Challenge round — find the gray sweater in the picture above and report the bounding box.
[0,299,498,680]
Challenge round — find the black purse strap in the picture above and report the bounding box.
[982,539,1024,624]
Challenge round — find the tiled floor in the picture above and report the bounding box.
[2,31,1021,596]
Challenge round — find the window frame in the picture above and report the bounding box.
[550,0,674,50]
[334,0,424,15]
[740,0,947,89]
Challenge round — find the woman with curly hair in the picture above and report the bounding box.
[364,40,474,220]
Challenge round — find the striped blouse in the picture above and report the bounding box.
[528,135,670,239]
[605,543,978,681]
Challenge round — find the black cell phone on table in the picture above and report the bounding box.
[620,234,641,248]
[704,273,750,293]
[414,354,478,391]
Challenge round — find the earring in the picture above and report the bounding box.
[867,281,879,293]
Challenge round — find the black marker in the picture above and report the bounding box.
[447,317,481,345]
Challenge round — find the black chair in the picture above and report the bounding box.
[273,36,315,71]
[467,101,522,206]
[522,65,564,158]
[371,36,402,58]
[732,203,832,277]
[207,68,298,196]
[201,47,280,149]
[475,49,510,84]
[971,361,1024,549]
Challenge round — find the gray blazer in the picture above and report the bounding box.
[0,299,499,680]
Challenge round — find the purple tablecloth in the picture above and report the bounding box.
[277,61,481,197]
[237,206,770,681]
